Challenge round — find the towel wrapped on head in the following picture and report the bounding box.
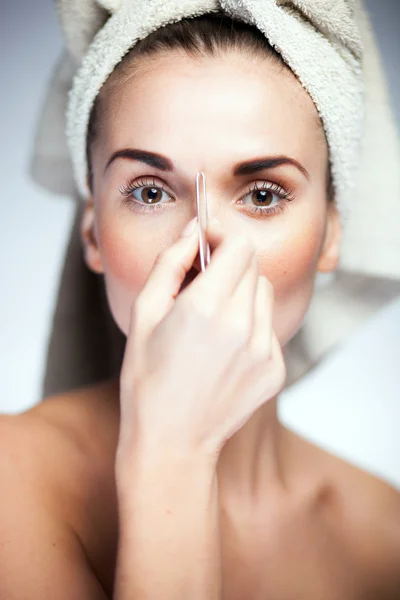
[30,0,400,398]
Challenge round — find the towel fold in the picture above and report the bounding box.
[30,0,400,397]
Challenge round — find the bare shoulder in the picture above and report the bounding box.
[0,378,120,599]
[0,377,120,512]
[283,426,400,597]
[31,377,121,470]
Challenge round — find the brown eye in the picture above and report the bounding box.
[119,177,176,214]
[251,188,275,207]
[236,181,295,217]
[243,185,280,210]
[120,180,173,206]
[138,187,164,205]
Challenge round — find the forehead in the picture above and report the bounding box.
[98,50,327,173]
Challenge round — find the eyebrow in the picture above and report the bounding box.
[233,156,309,180]
[104,149,173,173]
[104,148,310,180]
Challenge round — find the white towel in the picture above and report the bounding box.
[64,0,364,214]
[30,0,400,397]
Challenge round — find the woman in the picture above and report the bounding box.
[1,4,400,600]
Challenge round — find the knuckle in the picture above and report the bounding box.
[273,365,287,393]
[270,352,287,387]
[251,346,287,392]
[277,355,287,381]
[249,342,271,364]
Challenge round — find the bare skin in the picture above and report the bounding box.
[1,377,399,599]
[1,49,399,598]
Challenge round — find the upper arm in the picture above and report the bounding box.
[0,415,109,600]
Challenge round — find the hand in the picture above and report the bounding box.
[118,218,286,460]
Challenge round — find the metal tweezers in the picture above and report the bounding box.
[195,171,211,272]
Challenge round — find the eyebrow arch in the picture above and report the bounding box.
[104,148,174,173]
[233,156,309,180]
[104,148,310,180]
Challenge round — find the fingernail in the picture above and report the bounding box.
[182,217,197,237]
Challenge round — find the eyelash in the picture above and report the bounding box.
[118,176,295,217]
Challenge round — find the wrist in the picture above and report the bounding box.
[117,423,219,465]
[115,434,218,495]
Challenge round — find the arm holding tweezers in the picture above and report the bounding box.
[114,173,221,600]
[114,445,222,600]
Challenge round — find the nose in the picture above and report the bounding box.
[182,179,224,276]
[194,174,222,222]
[205,201,222,222]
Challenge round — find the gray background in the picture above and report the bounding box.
[0,1,399,488]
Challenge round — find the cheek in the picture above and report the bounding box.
[98,217,175,335]
[97,210,326,345]
[258,219,325,346]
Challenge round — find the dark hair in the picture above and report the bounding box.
[86,11,333,199]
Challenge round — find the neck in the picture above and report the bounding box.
[216,396,286,507]
[111,374,286,502]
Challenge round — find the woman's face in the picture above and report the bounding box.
[83,50,340,346]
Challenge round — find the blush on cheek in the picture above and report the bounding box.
[258,224,324,347]
[98,223,168,335]
[97,211,326,345]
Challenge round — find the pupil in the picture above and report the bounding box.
[143,187,160,204]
